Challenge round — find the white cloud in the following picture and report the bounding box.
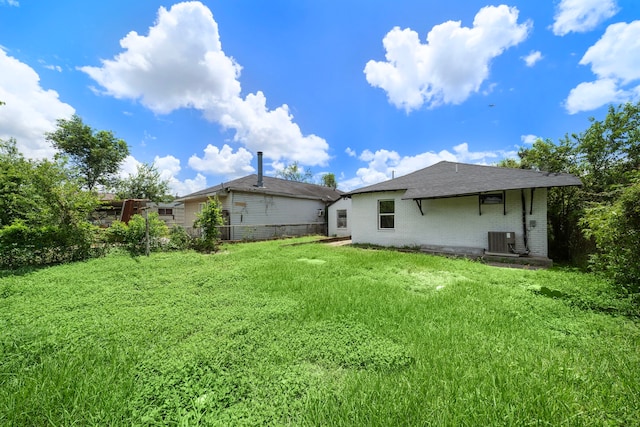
[188,143,254,177]
[364,5,531,112]
[154,154,207,196]
[565,79,630,114]
[339,143,514,191]
[580,21,640,84]
[119,154,207,196]
[0,0,19,6]
[552,0,618,36]
[43,64,63,72]
[565,21,640,114]
[0,48,75,159]
[522,51,543,67]
[80,1,329,171]
[118,155,141,178]
[345,147,357,157]
[521,134,539,144]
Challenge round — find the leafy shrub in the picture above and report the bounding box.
[0,220,103,269]
[167,225,192,251]
[105,213,169,256]
[193,197,224,253]
[582,175,640,291]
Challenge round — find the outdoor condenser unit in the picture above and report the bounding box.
[488,231,516,254]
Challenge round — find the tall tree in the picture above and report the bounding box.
[321,173,338,189]
[582,173,640,290]
[46,115,129,191]
[116,162,171,202]
[276,161,313,182]
[0,138,100,267]
[517,138,584,262]
[507,101,640,272]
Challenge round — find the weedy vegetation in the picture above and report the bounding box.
[1,238,638,425]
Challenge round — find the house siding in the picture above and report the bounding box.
[183,196,217,229]
[327,198,352,238]
[227,192,325,240]
[351,188,549,257]
[148,202,185,227]
[182,191,328,239]
[228,192,323,225]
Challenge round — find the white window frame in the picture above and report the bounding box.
[336,209,347,229]
[378,199,395,229]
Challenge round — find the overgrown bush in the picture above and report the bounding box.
[0,220,103,269]
[167,225,192,251]
[105,213,169,256]
[582,175,640,292]
[193,197,224,253]
[0,138,104,269]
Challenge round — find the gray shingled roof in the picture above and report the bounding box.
[346,161,582,200]
[177,174,343,203]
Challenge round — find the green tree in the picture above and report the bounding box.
[116,162,171,202]
[321,173,338,189]
[276,161,313,182]
[508,101,640,272]
[517,138,585,262]
[0,138,101,268]
[573,102,640,200]
[193,197,224,253]
[46,115,129,191]
[582,173,640,291]
[0,138,38,227]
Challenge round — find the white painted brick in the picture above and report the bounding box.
[352,189,549,257]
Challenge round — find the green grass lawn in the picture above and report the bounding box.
[1,238,639,425]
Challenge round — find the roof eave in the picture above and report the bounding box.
[402,182,583,200]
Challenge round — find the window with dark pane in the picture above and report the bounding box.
[378,199,395,229]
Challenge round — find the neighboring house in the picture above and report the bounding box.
[327,197,352,238]
[176,153,343,241]
[345,161,581,260]
[147,201,185,227]
[94,194,145,227]
[94,195,184,227]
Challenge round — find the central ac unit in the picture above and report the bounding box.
[488,231,515,254]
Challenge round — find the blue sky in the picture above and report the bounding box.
[1,0,639,195]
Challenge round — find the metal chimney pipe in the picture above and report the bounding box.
[257,151,264,187]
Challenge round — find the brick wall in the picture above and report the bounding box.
[351,188,549,257]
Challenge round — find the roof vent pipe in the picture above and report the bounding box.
[256,151,264,187]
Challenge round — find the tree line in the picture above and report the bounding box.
[0,113,336,268]
[0,115,197,268]
[2,103,639,293]
[499,101,640,291]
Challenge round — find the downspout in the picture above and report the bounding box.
[521,189,530,255]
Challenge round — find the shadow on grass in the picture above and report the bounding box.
[531,286,640,320]
[0,264,51,278]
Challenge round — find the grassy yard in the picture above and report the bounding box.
[1,238,639,425]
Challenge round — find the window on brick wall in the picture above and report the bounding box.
[378,199,395,229]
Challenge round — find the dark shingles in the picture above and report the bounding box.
[178,174,343,202]
[346,161,582,199]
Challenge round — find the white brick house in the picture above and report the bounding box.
[346,161,581,259]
